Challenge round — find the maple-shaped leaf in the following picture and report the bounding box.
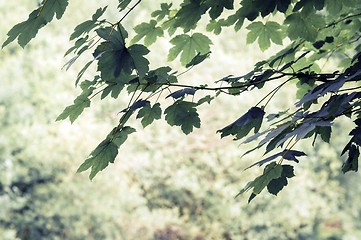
[56,84,95,123]
[94,27,150,80]
[40,0,69,22]
[3,0,68,48]
[205,0,234,19]
[151,3,172,21]
[137,103,162,127]
[206,19,229,35]
[2,10,47,48]
[246,21,283,51]
[101,73,135,99]
[236,162,283,202]
[77,126,136,180]
[56,97,91,123]
[173,1,208,32]
[168,33,212,66]
[284,12,325,41]
[267,165,295,195]
[131,20,164,46]
[69,7,107,40]
[218,107,265,140]
[164,100,201,134]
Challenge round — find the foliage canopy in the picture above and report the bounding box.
[3,0,361,202]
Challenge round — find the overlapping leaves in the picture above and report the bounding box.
[77,127,136,179]
[2,0,68,48]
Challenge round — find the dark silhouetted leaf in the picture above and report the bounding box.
[186,51,211,68]
[166,88,196,99]
[165,100,201,134]
[137,103,162,127]
[267,165,295,195]
[218,107,265,140]
[342,144,359,173]
[245,149,306,170]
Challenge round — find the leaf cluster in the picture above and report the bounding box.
[3,0,361,200]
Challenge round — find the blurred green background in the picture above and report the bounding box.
[1,1,361,239]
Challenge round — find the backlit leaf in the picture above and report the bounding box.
[131,20,164,46]
[168,33,212,66]
[165,100,201,134]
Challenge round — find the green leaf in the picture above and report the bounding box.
[65,36,88,56]
[186,51,211,68]
[206,19,226,35]
[77,126,136,180]
[69,7,107,40]
[342,144,359,173]
[2,10,47,48]
[127,44,150,77]
[325,0,342,15]
[56,83,95,123]
[205,0,234,19]
[267,165,295,195]
[151,3,172,21]
[110,126,136,147]
[137,103,162,127]
[236,162,283,201]
[118,0,132,11]
[285,12,325,41]
[173,1,208,32]
[315,126,332,143]
[77,139,118,179]
[218,107,265,140]
[164,101,201,134]
[40,0,69,22]
[56,97,91,123]
[168,33,212,66]
[131,20,164,46]
[246,21,283,51]
[95,27,149,79]
[197,95,215,105]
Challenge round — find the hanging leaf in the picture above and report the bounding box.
[151,3,172,21]
[218,107,265,140]
[168,33,212,66]
[137,103,162,127]
[40,0,69,22]
[2,10,47,48]
[173,1,208,32]
[166,88,196,99]
[77,126,136,179]
[94,27,150,80]
[246,21,283,51]
[267,165,295,195]
[186,51,211,68]
[69,7,107,40]
[131,20,164,46]
[205,0,234,19]
[285,12,325,41]
[236,162,283,202]
[165,100,201,134]
[245,149,306,170]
